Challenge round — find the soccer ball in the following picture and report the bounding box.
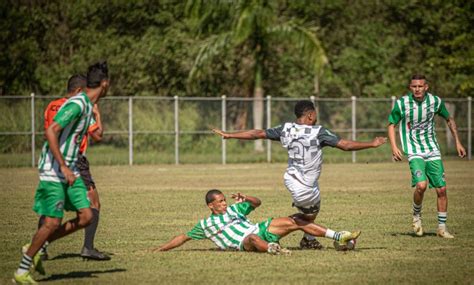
[333,238,356,251]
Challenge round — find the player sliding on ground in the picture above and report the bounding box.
[212,100,386,250]
[154,189,360,254]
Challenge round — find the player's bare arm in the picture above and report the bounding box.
[335,137,387,151]
[46,122,76,185]
[89,104,104,142]
[153,234,192,252]
[212,128,267,140]
[446,117,466,158]
[387,123,403,161]
[232,193,261,208]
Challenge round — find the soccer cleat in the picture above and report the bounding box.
[336,230,361,247]
[267,243,291,255]
[437,228,455,239]
[299,237,323,250]
[412,216,423,237]
[81,247,111,261]
[21,244,46,275]
[12,271,37,284]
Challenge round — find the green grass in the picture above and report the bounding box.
[1,161,473,284]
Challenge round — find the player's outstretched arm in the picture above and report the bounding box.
[153,234,192,252]
[212,128,267,140]
[446,117,466,158]
[335,137,387,151]
[46,122,76,185]
[232,193,261,208]
[388,124,403,161]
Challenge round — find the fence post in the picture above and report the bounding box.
[128,97,133,165]
[351,96,357,163]
[31,93,35,167]
[266,95,271,162]
[174,96,179,165]
[468,96,472,161]
[221,95,226,165]
[310,95,320,124]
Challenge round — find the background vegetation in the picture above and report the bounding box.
[1,0,473,164]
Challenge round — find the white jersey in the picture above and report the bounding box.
[265,123,340,204]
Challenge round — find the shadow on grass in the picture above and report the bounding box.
[51,251,115,260]
[389,231,437,237]
[38,268,126,282]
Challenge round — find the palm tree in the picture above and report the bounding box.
[187,0,327,151]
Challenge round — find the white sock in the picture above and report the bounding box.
[325,229,336,239]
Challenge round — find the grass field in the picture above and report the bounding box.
[1,161,473,284]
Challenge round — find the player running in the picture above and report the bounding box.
[212,100,386,250]
[154,189,361,254]
[13,61,109,284]
[36,74,110,261]
[388,74,466,238]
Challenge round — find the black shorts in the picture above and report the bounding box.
[292,200,321,215]
[76,153,95,190]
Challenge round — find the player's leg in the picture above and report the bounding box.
[284,173,322,249]
[14,181,66,282]
[77,153,110,260]
[242,234,290,255]
[46,178,93,242]
[409,158,428,236]
[267,216,360,246]
[426,160,453,238]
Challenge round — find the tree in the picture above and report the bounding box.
[186,0,327,151]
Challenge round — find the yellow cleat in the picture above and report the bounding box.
[21,244,46,275]
[267,242,291,255]
[412,216,423,237]
[12,271,37,284]
[437,228,455,239]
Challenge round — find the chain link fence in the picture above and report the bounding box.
[0,95,472,167]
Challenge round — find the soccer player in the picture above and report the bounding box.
[387,74,466,239]
[38,74,110,260]
[13,61,109,284]
[212,100,386,250]
[154,189,361,254]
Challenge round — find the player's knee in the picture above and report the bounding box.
[416,181,428,192]
[43,218,61,232]
[436,187,447,197]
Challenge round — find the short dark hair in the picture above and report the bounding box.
[205,189,223,204]
[294,100,315,118]
[411,74,426,81]
[87,61,109,88]
[67,74,86,94]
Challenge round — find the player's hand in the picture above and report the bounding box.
[60,165,76,185]
[372,137,387,147]
[456,143,466,158]
[391,147,403,161]
[212,128,229,139]
[231,193,246,203]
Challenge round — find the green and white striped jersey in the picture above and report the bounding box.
[38,92,93,182]
[388,92,450,160]
[187,202,260,250]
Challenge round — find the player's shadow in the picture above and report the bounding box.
[390,231,437,238]
[37,268,126,282]
[51,251,115,260]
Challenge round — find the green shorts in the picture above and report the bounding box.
[409,158,446,188]
[33,178,90,218]
[257,218,281,244]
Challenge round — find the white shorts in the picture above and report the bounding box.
[284,173,321,214]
